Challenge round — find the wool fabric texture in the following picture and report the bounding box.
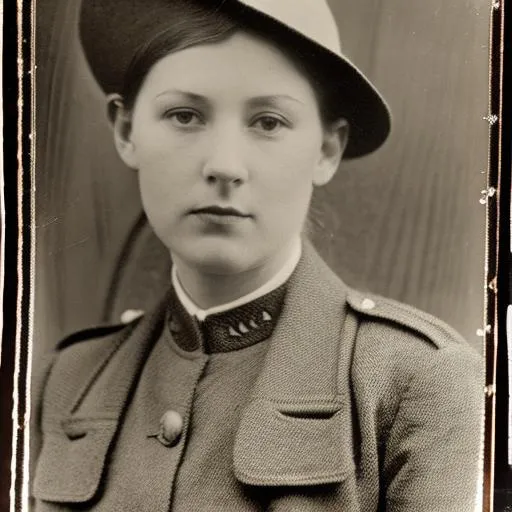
[32,243,483,511]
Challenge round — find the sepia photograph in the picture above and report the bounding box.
[27,0,491,510]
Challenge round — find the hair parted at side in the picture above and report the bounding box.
[121,1,238,110]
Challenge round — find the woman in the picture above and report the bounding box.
[32,0,483,510]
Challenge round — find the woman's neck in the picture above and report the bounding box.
[172,240,300,310]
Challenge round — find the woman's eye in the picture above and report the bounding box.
[252,115,288,134]
[164,109,202,126]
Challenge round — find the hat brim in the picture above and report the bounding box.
[79,0,391,158]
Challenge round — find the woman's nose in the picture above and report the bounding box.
[201,129,248,186]
[204,167,244,186]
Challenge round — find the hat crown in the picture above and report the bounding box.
[238,0,342,57]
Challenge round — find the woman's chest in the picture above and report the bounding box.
[44,334,368,512]
[93,335,270,511]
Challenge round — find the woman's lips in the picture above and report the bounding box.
[190,205,252,225]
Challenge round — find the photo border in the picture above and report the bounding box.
[3,0,508,510]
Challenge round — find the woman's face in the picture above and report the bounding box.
[114,31,345,276]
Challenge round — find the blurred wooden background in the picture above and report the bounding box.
[34,0,489,359]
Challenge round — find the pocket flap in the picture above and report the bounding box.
[33,418,117,503]
[233,400,355,487]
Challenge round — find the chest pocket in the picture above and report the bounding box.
[33,417,117,504]
[233,399,355,487]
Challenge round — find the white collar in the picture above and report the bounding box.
[172,239,302,322]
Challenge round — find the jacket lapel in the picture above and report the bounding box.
[233,242,358,487]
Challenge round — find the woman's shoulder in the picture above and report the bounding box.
[39,313,145,409]
[344,286,483,401]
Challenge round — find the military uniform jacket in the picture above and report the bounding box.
[32,243,483,511]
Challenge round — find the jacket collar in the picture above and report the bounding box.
[166,281,287,353]
[247,241,349,404]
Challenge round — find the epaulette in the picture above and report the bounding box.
[346,288,466,350]
[56,309,145,351]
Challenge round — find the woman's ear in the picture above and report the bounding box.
[313,119,349,186]
[106,93,138,170]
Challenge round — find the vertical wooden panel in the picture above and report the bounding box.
[312,0,488,347]
[34,0,488,357]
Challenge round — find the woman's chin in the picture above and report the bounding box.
[194,255,247,275]
[172,241,257,277]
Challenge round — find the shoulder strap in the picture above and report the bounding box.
[346,288,466,349]
[56,322,136,351]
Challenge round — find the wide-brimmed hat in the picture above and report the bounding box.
[79,0,391,158]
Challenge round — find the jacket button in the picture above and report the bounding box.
[120,309,145,324]
[157,410,183,447]
[361,298,376,310]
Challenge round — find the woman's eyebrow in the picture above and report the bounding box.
[153,90,305,109]
[155,89,209,106]
[247,95,305,108]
